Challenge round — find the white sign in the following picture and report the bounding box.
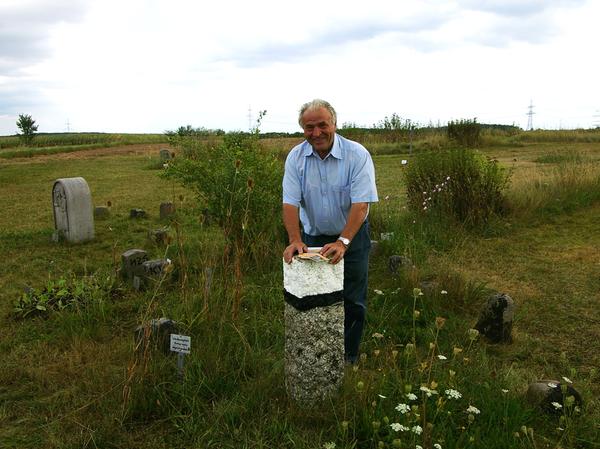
[170,334,191,354]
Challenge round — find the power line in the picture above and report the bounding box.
[526,100,535,131]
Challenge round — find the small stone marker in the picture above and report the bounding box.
[148,228,170,246]
[130,208,147,218]
[283,251,345,405]
[159,149,173,161]
[526,380,583,414]
[138,258,173,290]
[121,249,148,285]
[94,206,110,219]
[52,177,94,243]
[370,240,379,256]
[159,202,176,219]
[474,293,514,343]
[134,317,178,356]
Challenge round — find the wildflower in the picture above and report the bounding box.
[467,328,479,341]
[440,290,448,295]
[413,310,421,318]
[405,343,415,353]
[562,376,573,384]
[401,160,408,165]
[435,316,446,329]
[406,393,418,401]
[551,402,563,410]
[378,394,387,399]
[445,389,462,400]
[413,288,423,297]
[390,423,409,432]
[453,347,463,355]
[323,442,336,449]
[374,289,384,295]
[437,355,447,360]
[502,389,509,394]
[547,382,558,389]
[372,332,384,339]
[395,403,410,414]
[420,386,438,397]
[385,195,390,200]
[434,445,442,449]
[416,446,424,449]
[466,405,481,414]
[449,369,456,377]
[411,425,423,435]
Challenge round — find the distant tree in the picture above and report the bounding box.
[16,114,38,145]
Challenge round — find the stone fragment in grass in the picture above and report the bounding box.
[148,228,170,246]
[137,259,173,290]
[52,177,94,243]
[134,317,178,356]
[283,256,344,405]
[159,202,176,219]
[130,208,147,218]
[121,249,148,284]
[94,206,110,219]
[526,380,583,414]
[159,149,173,161]
[474,293,514,343]
[370,240,379,256]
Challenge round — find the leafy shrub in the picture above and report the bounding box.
[164,123,284,268]
[13,274,118,319]
[447,118,481,147]
[404,149,510,226]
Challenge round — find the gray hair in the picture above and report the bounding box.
[298,99,337,128]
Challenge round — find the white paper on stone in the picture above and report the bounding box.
[283,256,343,299]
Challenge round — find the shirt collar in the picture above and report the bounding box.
[302,133,343,159]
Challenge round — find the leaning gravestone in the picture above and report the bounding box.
[474,293,514,343]
[283,252,345,405]
[137,259,173,290]
[52,177,94,243]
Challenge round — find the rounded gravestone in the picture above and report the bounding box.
[52,177,94,243]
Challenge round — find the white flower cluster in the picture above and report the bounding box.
[390,423,409,432]
[445,388,462,400]
[406,392,418,401]
[395,403,410,414]
[420,386,439,397]
[466,405,481,414]
[421,176,451,211]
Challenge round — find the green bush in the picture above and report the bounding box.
[404,149,510,226]
[447,119,481,147]
[164,128,284,269]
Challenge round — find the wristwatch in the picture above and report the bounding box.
[337,236,350,247]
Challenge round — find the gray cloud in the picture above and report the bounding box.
[0,0,89,75]
[457,0,587,17]
[223,14,447,67]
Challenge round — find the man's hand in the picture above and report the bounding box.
[283,240,307,264]
[321,240,347,264]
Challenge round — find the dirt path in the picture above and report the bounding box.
[3,143,173,164]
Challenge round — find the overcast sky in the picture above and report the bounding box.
[1,0,599,136]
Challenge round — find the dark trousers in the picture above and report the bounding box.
[302,222,371,363]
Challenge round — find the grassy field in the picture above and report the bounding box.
[0,137,599,448]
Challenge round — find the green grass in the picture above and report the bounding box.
[1,140,599,448]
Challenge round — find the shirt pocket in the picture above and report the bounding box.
[331,184,351,210]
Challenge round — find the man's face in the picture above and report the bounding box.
[301,107,336,155]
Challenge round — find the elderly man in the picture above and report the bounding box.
[282,99,378,363]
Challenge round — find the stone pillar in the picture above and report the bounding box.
[283,255,345,404]
[121,249,148,287]
[52,177,94,243]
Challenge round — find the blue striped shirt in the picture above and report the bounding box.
[283,134,378,236]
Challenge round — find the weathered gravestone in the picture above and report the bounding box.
[388,255,412,274]
[52,177,94,243]
[134,317,178,356]
[474,293,514,343]
[148,228,170,246]
[160,202,176,219]
[526,380,583,414]
[159,149,173,162]
[138,259,173,290]
[130,208,147,218]
[283,253,345,405]
[121,249,148,287]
